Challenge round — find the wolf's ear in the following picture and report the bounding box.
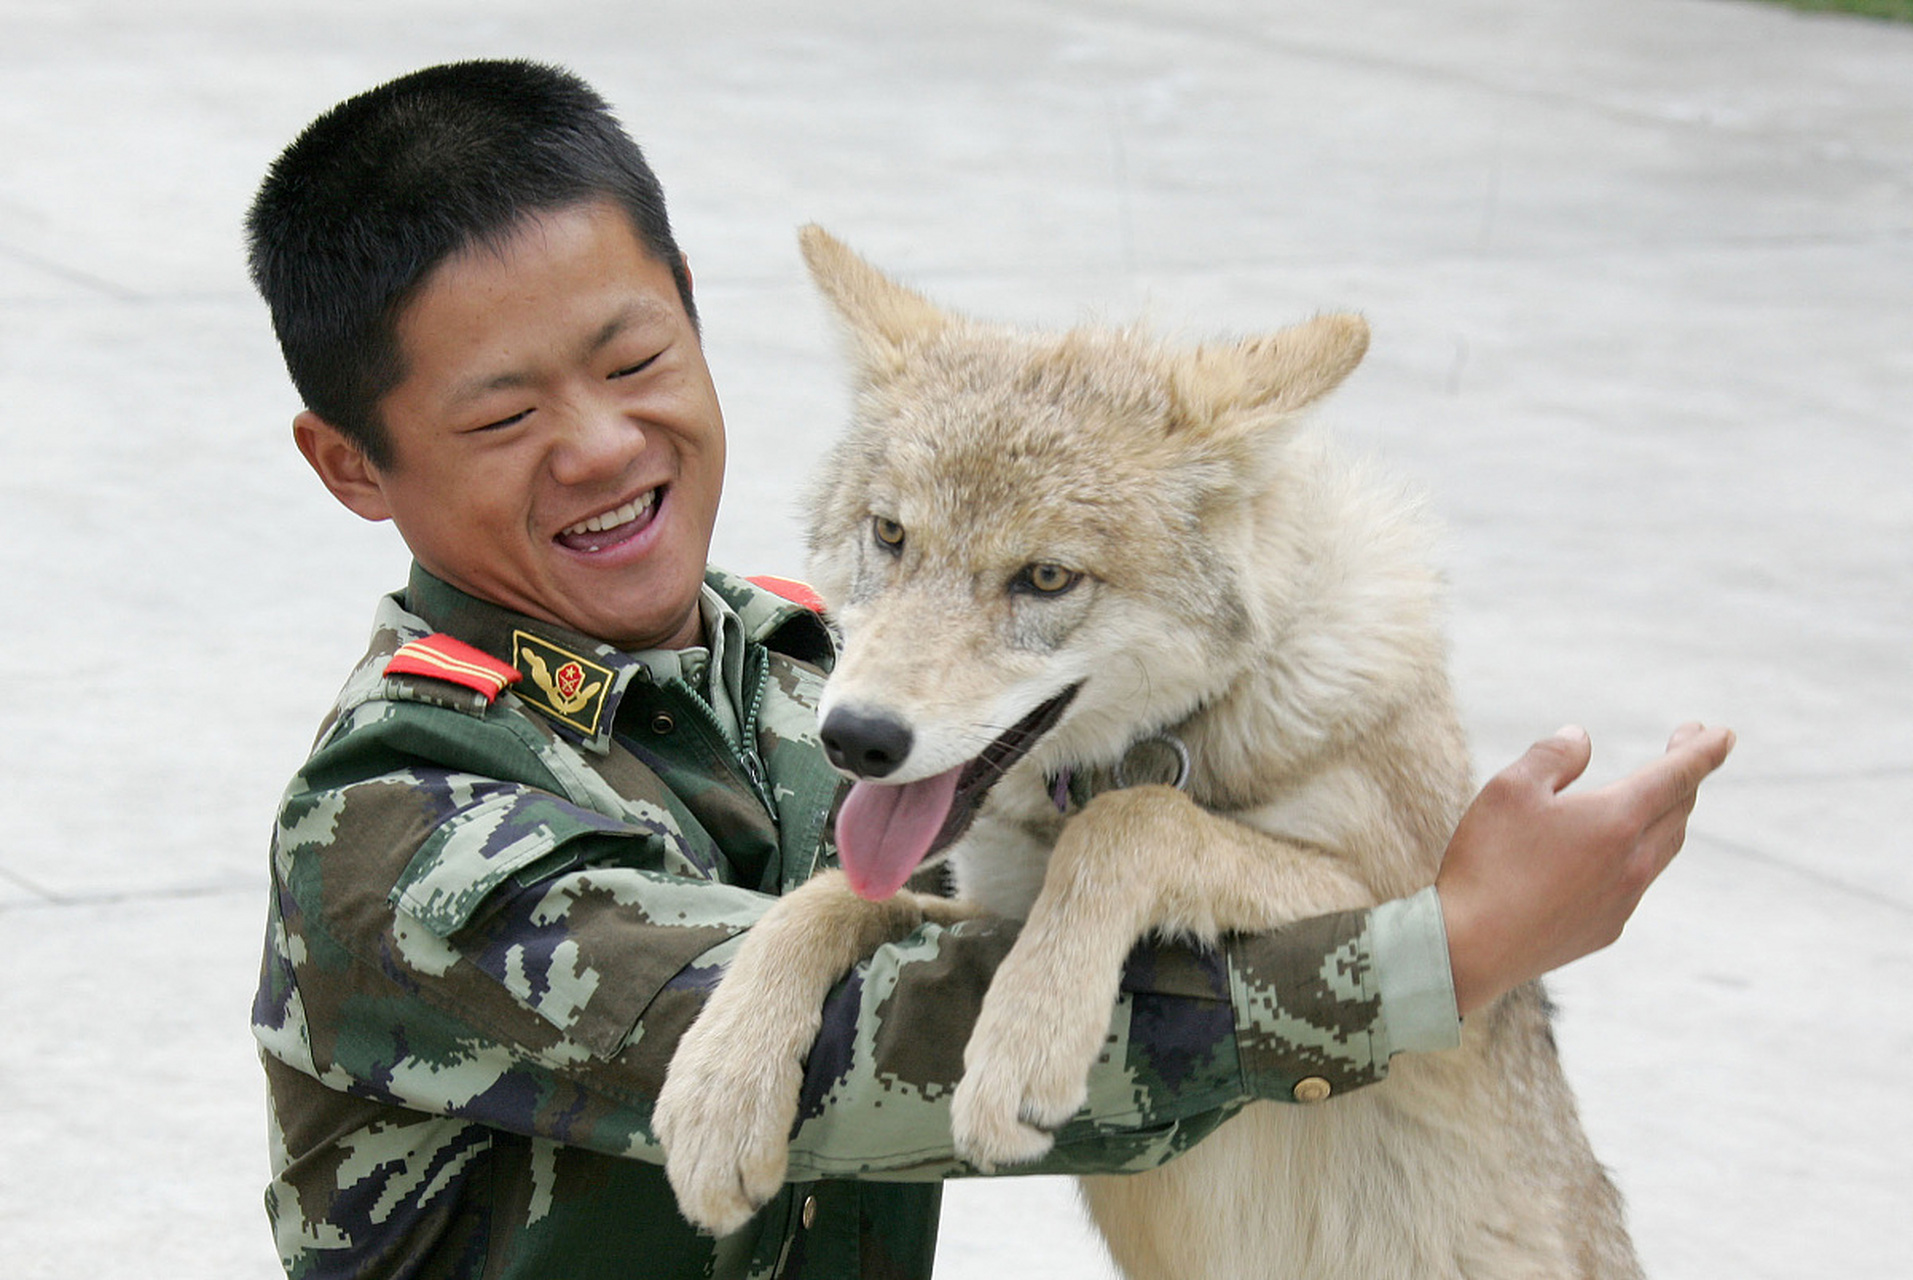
[1173,313,1369,430]
[800,225,949,376]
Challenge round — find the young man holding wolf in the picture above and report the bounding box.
[251,59,1733,1280]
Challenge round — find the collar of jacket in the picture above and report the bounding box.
[402,562,836,754]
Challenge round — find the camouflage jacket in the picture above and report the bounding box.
[255,564,1414,1280]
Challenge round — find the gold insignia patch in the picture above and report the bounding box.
[511,630,614,736]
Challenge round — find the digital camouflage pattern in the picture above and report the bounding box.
[256,564,1399,1280]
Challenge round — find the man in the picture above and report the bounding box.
[249,59,1732,1280]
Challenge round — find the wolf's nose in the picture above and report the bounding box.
[820,708,913,779]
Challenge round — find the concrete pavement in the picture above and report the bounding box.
[1,2,1907,1275]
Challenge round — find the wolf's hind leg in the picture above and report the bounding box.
[951,785,1373,1170]
[655,870,961,1233]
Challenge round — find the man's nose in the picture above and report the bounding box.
[548,395,642,485]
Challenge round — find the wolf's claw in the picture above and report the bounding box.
[948,908,1112,1171]
[654,1021,799,1235]
[655,1090,787,1234]
[950,982,1099,1171]
[950,1060,1084,1171]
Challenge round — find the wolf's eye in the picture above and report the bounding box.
[1017,562,1082,596]
[872,516,906,552]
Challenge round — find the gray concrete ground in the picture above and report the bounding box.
[1,1,1907,1275]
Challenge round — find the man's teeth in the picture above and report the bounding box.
[563,491,655,536]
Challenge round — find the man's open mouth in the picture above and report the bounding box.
[833,682,1082,900]
[553,487,659,553]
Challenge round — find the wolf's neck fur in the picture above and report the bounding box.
[1191,436,1451,800]
[967,434,1465,917]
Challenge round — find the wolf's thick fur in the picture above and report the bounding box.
[653,228,1641,1279]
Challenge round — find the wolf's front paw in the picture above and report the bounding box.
[654,1038,797,1235]
[950,1057,1082,1172]
[949,992,1096,1172]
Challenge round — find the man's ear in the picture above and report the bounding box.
[293,410,392,522]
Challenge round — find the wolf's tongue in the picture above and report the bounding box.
[834,767,962,901]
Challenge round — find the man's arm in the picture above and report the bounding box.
[259,703,1397,1183]
[1437,722,1736,1016]
[263,696,1729,1185]
[776,721,1738,1181]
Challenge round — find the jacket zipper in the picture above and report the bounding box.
[737,648,776,814]
[670,654,777,816]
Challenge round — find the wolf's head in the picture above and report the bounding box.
[798,227,1371,898]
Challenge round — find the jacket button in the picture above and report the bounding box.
[1293,1076,1332,1104]
[649,710,676,735]
[801,1194,818,1229]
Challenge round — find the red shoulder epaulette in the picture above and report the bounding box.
[384,633,522,702]
[747,575,828,614]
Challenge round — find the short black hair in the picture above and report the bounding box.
[247,59,696,466]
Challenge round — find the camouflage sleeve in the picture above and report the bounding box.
[259,686,943,1168]
[692,906,1398,1182]
[258,704,1409,1181]
[256,699,782,1162]
[1367,886,1463,1056]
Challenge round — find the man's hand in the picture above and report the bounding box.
[1437,722,1736,1016]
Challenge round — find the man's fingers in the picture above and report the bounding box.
[1605,725,1736,824]
[1634,795,1696,882]
[1662,724,1734,806]
[1506,725,1593,796]
[1667,721,1705,750]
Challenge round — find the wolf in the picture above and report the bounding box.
[653,226,1642,1279]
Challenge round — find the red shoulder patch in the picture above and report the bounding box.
[384,633,522,702]
[747,575,828,614]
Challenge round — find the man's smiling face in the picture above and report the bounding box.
[299,199,725,651]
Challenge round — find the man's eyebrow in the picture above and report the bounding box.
[585,299,670,357]
[447,368,535,408]
[445,301,672,407]
[587,311,632,356]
